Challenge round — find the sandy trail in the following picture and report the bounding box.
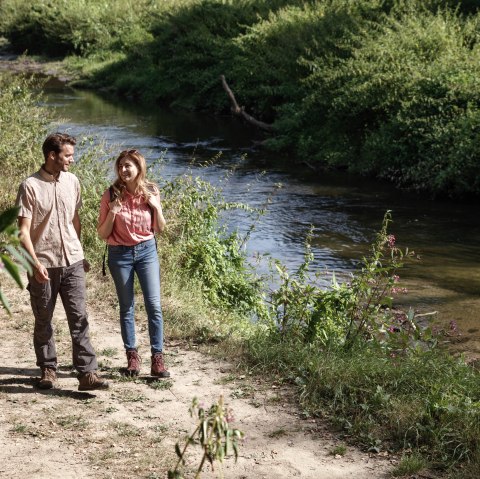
[0,278,394,478]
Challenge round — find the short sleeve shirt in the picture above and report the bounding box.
[16,168,84,268]
[98,188,154,246]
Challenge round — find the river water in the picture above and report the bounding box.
[43,83,480,358]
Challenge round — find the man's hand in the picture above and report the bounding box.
[34,262,50,283]
[83,259,91,273]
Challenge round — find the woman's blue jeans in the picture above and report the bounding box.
[108,238,164,354]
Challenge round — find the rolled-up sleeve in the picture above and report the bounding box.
[15,182,33,219]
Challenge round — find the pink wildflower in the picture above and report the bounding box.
[386,235,396,248]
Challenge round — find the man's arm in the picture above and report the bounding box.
[73,209,90,272]
[73,209,81,240]
[18,217,49,283]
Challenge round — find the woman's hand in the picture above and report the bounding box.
[147,192,162,211]
[109,198,123,214]
[147,191,166,233]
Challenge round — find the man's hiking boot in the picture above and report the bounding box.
[125,349,141,376]
[78,372,109,391]
[151,352,170,378]
[38,367,57,389]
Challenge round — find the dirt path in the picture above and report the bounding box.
[0,277,394,478]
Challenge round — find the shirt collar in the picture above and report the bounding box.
[39,165,61,182]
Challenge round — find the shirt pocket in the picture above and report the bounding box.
[32,191,54,227]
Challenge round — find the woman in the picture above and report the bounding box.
[97,149,169,378]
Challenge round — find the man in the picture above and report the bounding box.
[16,132,108,391]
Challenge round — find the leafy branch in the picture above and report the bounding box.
[168,396,243,479]
[0,206,32,313]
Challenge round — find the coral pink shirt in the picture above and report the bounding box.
[99,189,154,246]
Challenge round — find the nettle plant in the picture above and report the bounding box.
[266,211,435,354]
[168,396,243,479]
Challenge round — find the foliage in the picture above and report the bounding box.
[262,211,430,354]
[4,1,480,195]
[0,72,46,314]
[160,171,266,316]
[295,7,480,196]
[0,72,50,210]
[0,206,32,313]
[392,453,428,476]
[70,138,113,265]
[168,396,243,478]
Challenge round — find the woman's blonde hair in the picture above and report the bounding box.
[111,149,157,200]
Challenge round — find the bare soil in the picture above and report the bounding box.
[0,276,395,478]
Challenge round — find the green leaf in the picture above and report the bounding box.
[1,254,23,289]
[5,245,32,274]
[0,288,12,314]
[0,207,19,233]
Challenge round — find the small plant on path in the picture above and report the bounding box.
[168,395,243,478]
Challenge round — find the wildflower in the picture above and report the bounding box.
[386,235,396,248]
[449,320,458,333]
[392,275,400,283]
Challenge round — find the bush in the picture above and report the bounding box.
[0,73,50,209]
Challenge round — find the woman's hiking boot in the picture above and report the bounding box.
[38,367,57,389]
[125,349,141,376]
[78,372,109,391]
[151,352,170,378]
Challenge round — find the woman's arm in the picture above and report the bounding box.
[147,192,166,233]
[97,195,123,240]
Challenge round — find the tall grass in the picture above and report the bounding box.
[0,73,50,209]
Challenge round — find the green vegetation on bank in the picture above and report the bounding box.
[2,0,480,197]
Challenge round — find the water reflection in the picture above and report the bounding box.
[43,85,480,358]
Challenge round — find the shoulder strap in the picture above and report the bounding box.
[102,186,114,277]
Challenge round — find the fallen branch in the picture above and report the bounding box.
[220,75,274,132]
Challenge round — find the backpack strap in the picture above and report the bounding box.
[102,186,115,277]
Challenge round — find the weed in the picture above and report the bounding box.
[267,428,288,439]
[392,453,428,476]
[149,379,173,391]
[329,444,347,457]
[214,374,237,385]
[168,396,243,479]
[11,423,27,434]
[112,421,142,438]
[55,415,88,430]
[101,347,118,358]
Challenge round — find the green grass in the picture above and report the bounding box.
[392,453,428,477]
[329,444,347,457]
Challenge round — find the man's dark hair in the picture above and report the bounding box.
[42,133,77,160]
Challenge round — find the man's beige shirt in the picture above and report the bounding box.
[16,168,84,268]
